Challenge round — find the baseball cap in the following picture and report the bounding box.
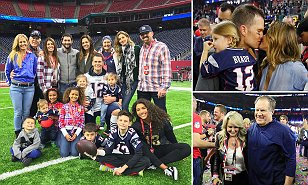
[139,25,153,34]
[30,30,41,38]
[297,17,308,35]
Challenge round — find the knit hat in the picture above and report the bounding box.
[102,35,112,43]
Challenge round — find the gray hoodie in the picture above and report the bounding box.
[12,128,40,159]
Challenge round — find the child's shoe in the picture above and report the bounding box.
[99,165,114,172]
[22,157,32,167]
[138,169,144,177]
[11,156,18,162]
[147,164,157,170]
[164,166,178,180]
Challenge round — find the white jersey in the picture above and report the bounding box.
[84,73,106,112]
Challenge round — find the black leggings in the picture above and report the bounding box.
[142,142,191,167]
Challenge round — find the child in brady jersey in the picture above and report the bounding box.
[76,74,95,116]
[79,122,107,159]
[200,21,257,91]
[34,99,58,148]
[96,110,150,176]
[100,73,122,130]
[58,87,85,157]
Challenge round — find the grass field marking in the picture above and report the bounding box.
[0,156,78,181]
[0,107,13,110]
[0,122,191,181]
[169,87,190,91]
[173,122,191,130]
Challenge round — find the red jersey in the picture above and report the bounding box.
[193,112,203,159]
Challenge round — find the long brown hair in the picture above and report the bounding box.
[131,99,170,131]
[114,31,135,57]
[79,35,94,62]
[43,37,59,68]
[261,21,300,90]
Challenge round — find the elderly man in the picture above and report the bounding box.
[248,96,296,185]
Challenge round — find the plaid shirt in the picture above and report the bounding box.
[138,40,171,92]
[37,56,59,93]
[58,102,84,130]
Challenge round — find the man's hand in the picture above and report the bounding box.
[157,89,167,98]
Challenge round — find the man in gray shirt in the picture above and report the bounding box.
[57,33,79,95]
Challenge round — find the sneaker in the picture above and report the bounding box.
[99,165,114,172]
[22,157,32,167]
[147,165,157,170]
[164,166,178,180]
[302,167,308,172]
[138,169,144,177]
[11,156,18,162]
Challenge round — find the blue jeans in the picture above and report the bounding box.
[10,84,35,131]
[59,131,82,157]
[193,157,203,185]
[41,125,57,145]
[122,81,138,111]
[10,147,41,159]
[100,102,121,126]
[137,91,167,112]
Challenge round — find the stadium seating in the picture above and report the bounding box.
[0,1,17,16]
[137,0,168,9]
[79,3,106,19]
[107,0,139,12]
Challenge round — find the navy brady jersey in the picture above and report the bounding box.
[102,84,122,100]
[201,48,256,91]
[80,134,107,148]
[105,127,142,155]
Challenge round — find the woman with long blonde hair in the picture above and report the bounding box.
[5,34,38,137]
[212,111,248,185]
[113,31,140,111]
[259,21,308,90]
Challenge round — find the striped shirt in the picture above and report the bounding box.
[138,40,171,92]
[37,56,59,93]
[59,102,85,136]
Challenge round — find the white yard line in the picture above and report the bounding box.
[0,156,78,181]
[0,107,13,110]
[0,122,191,181]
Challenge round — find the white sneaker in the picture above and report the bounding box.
[147,165,157,170]
[164,166,178,180]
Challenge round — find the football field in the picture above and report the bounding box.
[0,81,192,185]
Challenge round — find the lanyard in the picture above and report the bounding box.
[224,137,239,167]
[140,119,154,152]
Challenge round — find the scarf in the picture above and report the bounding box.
[116,45,136,94]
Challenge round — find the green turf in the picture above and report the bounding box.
[0,87,192,185]
[171,81,191,88]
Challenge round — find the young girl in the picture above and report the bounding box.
[45,88,63,147]
[58,87,85,157]
[212,111,248,185]
[131,99,191,181]
[258,21,308,91]
[76,74,95,117]
[200,21,257,91]
[100,73,122,131]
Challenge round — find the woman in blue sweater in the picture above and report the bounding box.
[5,34,38,137]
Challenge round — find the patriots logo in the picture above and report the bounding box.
[194,121,200,129]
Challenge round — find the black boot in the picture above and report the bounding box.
[15,130,21,138]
